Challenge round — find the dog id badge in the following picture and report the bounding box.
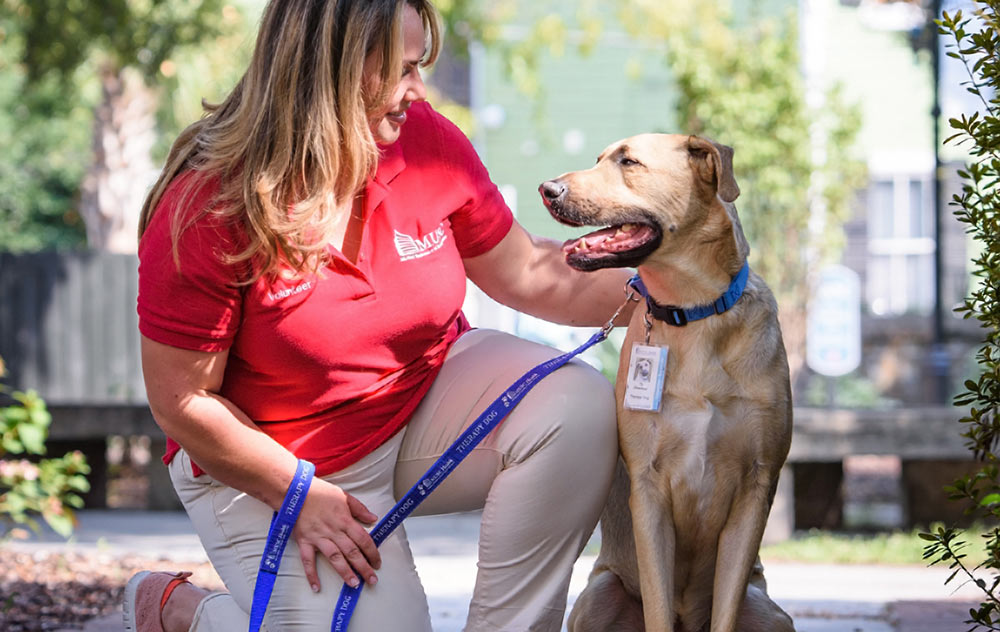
[623,343,669,412]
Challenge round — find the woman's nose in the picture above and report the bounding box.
[406,71,427,102]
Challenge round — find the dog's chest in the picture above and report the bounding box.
[661,399,731,502]
[656,328,738,408]
[621,329,744,497]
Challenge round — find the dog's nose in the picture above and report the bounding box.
[539,180,567,207]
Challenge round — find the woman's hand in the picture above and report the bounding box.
[294,478,381,592]
[140,336,382,591]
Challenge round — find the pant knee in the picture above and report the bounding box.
[509,360,618,491]
[544,360,617,452]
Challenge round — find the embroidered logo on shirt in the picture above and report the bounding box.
[267,280,313,302]
[394,225,448,262]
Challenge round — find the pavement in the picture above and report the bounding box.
[7,510,983,632]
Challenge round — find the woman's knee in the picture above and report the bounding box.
[493,359,618,526]
[516,359,618,467]
[552,360,616,435]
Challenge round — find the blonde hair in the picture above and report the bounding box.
[139,0,442,280]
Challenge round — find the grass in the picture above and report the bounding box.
[761,525,994,566]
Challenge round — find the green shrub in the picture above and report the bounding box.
[0,372,90,539]
[922,3,1000,628]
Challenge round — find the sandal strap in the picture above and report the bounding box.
[159,571,193,611]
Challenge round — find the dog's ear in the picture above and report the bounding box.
[687,136,740,203]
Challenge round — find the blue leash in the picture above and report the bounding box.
[249,298,633,632]
[248,458,316,632]
[330,327,612,631]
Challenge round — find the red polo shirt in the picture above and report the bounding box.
[138,102,513,476]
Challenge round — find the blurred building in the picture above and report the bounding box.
[435,0,985,531]
[442,0,982,408]
[0,0,987,524]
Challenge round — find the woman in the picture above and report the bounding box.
[124,1,634,630]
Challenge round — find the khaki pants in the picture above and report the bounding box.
[171,329,618,631]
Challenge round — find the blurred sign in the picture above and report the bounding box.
[807,265,862,377]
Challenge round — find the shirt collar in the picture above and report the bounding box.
[364,141,406,217]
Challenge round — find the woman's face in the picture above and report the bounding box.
[367,4,428,145]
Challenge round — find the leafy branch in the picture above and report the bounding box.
[0,376,90,540]
[925,3,1000,629]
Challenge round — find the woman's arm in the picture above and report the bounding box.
[141,336,380,591]
[463,220,637,327]
[142,336,295,506]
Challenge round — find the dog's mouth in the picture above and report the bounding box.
[540,180,664,270]
[560,221,662,271]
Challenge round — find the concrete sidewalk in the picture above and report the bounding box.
[9,510,982,632]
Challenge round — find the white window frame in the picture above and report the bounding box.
[865,171,936,317]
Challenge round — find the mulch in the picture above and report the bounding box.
[0,550,223,632]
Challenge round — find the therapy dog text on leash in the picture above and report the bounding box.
[540,134,794,632]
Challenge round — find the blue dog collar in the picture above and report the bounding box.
[628,262,750,327]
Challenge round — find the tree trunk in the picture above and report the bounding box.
[78,65,157,253]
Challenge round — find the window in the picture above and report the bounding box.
[866,174,936,316]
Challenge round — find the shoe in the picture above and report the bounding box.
[122,570,193,632]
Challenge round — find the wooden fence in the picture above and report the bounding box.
[0,252,166,507]
[0,252,145,405]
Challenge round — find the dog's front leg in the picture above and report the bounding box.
[710,483,773,632]
[629,475,676,632]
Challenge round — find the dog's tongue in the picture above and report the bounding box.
[562,224,651,255]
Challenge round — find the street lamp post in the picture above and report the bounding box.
[929,0,952,403]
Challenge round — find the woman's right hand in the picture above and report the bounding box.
[138,338,381,592]
[293,478,381,593]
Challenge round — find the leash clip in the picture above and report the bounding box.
[600,279,641,338]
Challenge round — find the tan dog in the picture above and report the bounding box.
[540,135,794,632]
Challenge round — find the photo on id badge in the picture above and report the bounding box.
[624,342,668,412]
[633,358,652,384]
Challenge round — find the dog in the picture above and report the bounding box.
[539,134,794,632]
[633,358,653,384]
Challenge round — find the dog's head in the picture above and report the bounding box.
[539,134,747,272]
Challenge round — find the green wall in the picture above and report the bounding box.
[477,38,678,239]
[474,0,800,240]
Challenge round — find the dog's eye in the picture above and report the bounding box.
[619,156,641,167]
